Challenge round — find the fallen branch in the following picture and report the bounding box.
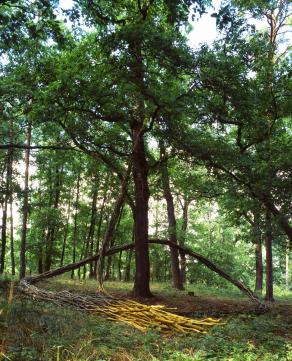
[22,239,266,309]
[24,242,133,284]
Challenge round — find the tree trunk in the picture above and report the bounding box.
[124,228,134,282]
[160,141,183,290]
[132,120,152,297]
[60,196,71,267]
[83,184,98,278]
[124,248,133,282]
[92,190,107,278]
[97,174,128,287]
[265,210,274,302]
[255,237,263,296]
[0,144,13,274]
[78,237,87,279]
[286,239,289,290]
[10,199,15,276]
[104,253,112,281]
[262,197,292,244]
[19,121,31,279]
[180,198,190,284]
[9,120,15,275]
[118,250,122,281]
[44,165,63,271]
[253,212,263,296]
[0,194,8,274]
[71,172,81,279]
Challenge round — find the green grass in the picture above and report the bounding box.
[1,278,292,361]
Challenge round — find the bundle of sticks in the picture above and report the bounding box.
[18,280,221,334]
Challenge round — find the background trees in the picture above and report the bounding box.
[0,0,291,300]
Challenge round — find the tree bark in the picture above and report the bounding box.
[71,172,81,279]
[160,141,183,290]
[255,237,263,296]
[124,228,134,282]
[118,250,122,281]
[265,210,274,302]
[44,165,63,271]
[10,199,15,276]
[253,213,263,296]
[262,197,292,244]
[132,120,152,297]
[97,170,129,287]
[124,248,133,282]
[0,143,13,274]
[9,120,15,275]
[180,198,190,284]
[19,121,31,279]
[286,239,289,291]
[92,190,107,278]
[83,183,98,278]
[0,191,8,274]
[60,196,71,267]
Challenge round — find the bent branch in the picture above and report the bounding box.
[23,239,265,307]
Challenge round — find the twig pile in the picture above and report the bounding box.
[18,280,221,334]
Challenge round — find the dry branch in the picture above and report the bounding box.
[18,280,221,334]
[22,239,266,308]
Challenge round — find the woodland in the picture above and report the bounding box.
[0,0,292,360]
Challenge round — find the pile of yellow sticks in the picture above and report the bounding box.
[96,299,221,333]
[19,281,221,334]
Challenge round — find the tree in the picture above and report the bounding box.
[160,140,183,289]
[162,1,292,243]
[29,0,207,296]
[19,119,31,279]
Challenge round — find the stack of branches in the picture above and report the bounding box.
[18,280,221,334]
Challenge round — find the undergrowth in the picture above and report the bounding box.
[0,278,292,361]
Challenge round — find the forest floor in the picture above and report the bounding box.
[1,277,292,361]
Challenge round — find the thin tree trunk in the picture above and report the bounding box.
[160,141,183,290]
[9,119,15,275]
[118,251,122,281]
[124,249,133,282]
[97,169,129,288]
[105,253,112,281]
[105,203,124,282]
[253,212,263,296]
[19,120,31,279]
[60,197,71,267]
[255,236,263,296]
[285,239,289,291]
[180,198,190,284]
[124,228,134,282]
[0,193,8,274]
[71,172,81,279]
[78,237,87,279]
[265,210,274,302]
[92,190,107,278]
[10,199,15,276]
[44,165,63,271]
[38,228,46,274]
[0,144,13,274]
[83,184,98,278]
